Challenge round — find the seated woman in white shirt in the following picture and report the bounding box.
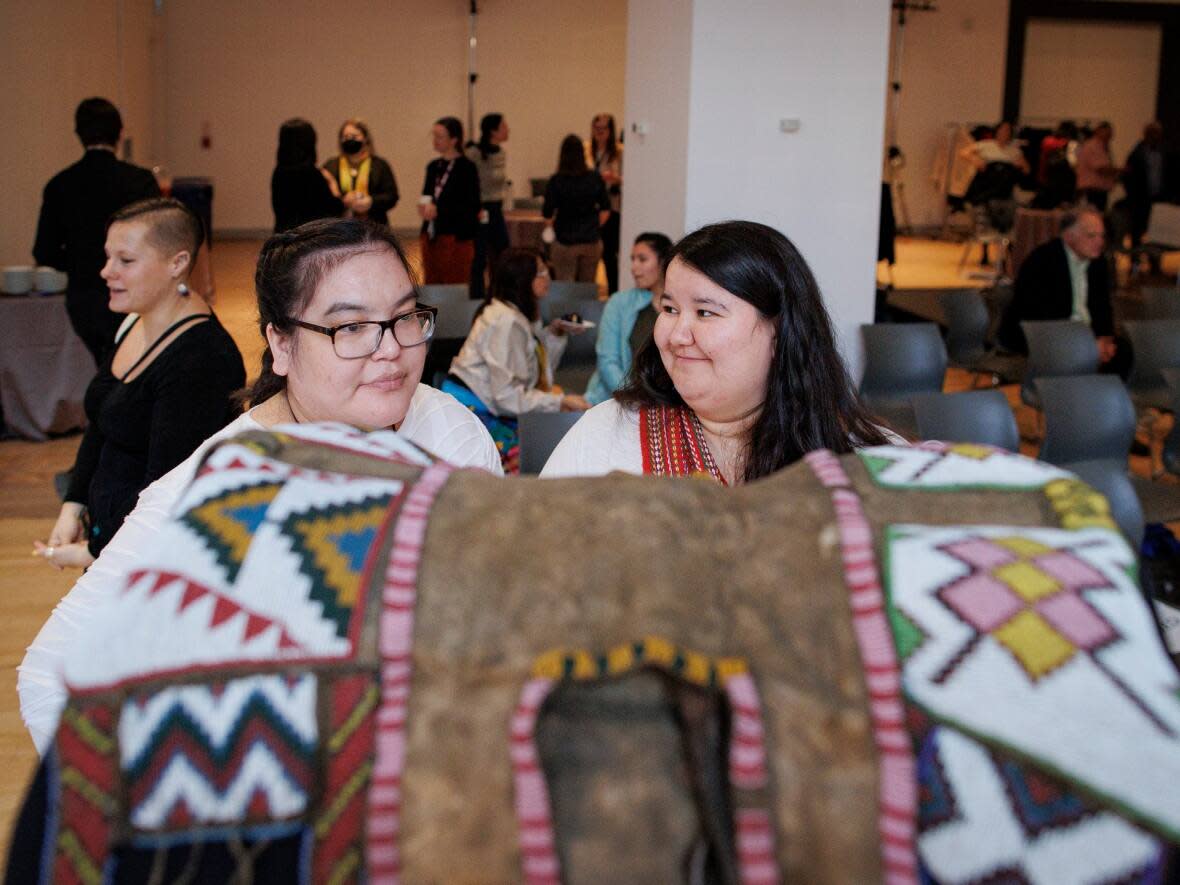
[962,120,1030,175]
[443,247,590,472]
[542,220,891,484]
[19,218,501,754]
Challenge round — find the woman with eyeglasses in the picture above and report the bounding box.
[443,247,591,472]
[19,218,501,754]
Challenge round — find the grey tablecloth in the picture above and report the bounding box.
[0,294,91,440]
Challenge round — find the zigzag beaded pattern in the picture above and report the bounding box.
[51,703,119,885]
[367,462,453,884]
[514,637,780,885]
[804,449,919,885]
[640,405,725,482]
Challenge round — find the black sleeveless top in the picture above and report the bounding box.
[65,315,245,556]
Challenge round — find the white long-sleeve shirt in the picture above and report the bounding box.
[449,299,567,415]
[19,384,501,754]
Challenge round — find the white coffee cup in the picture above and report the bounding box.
[418,195,434,206]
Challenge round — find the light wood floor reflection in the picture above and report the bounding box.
[0,234,1174,859]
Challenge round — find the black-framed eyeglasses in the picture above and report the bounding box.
[289,305,438,359]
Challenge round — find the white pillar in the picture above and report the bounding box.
[622,0,891,377]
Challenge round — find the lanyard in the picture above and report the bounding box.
[432,159,456,202]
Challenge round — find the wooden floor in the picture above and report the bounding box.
[0,235,1175,855]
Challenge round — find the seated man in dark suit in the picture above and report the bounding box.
[998,207,1122,370]
[33,97,160,364]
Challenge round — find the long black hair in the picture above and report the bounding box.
[488,247,544,322]
[276,118,317,168]
[244,218,417,405]
[616,220,887,482]
[556,134,588,175]
[473,113,503,160]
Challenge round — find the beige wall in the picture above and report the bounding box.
[886,0,1010,230]
[0,0,157,265]
[158,0,627,233]
[1021,18,1161,163]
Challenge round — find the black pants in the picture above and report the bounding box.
[470,201,510,300]
[66,286,124,366]
[601,210,621,294]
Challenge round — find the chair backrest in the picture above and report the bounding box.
[1035,374,1135,466]
[940,289,990,366]
[1161,367,1180,474]
[418,284,470,307]
[1123,319,1180,395]
[543,283,600,319]
[553,300,606,368]
[1145,202,1180,248]
[517,411,583,475]
[1019,320,1098,407]
[1065,459,1146,547]
[858,323,947,400]
[912,390,1020,452]
[432,299,483,341]
[1141,287,1180,320]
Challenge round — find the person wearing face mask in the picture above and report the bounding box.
[19,217,502,755]
[322,118,399,227]
[583,231,672,405]
[542,221,890,484]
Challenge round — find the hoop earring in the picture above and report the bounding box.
[177,282,190,297]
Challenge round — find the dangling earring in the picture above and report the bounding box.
[177,282,190,297]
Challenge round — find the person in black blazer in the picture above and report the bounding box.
[33,98,160,363]
[999,208,1119,368]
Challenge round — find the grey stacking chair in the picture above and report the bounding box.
[912,390,1020,452]
[552,299,607,393]
[859,323,947,437]
[424,300,483,388]
[1160,367,1180,476]
[1067,459,1146,547]
[418,284,469,307]
[1123,320,1180,411]
[1019,321,1099,410]
[431,298,482,341]
[940,289,1022,386]
[1141,287,1180,320]
[518,411,584,475]
[542,282,599,317]
[1035,375,1135,467]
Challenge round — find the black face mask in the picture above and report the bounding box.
[341,138,364,156]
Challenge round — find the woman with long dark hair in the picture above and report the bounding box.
[542,134,610,282]
[587,113,623,292]
[466,112,511,299]
[271,118,344,232]
[583,231,673,404]
[543,220,889,483]
[418,116,481,284]
[444,247,590,472]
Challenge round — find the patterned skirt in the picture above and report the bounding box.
[441,379,520,474]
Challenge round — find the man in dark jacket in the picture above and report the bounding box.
[998,208,1122,370]
[33,97,160,363]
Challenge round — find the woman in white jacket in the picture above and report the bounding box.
[443,247,590,472]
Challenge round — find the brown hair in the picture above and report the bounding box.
[109,197,203,274]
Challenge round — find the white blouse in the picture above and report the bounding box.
[540,398,643,477]
[449,299,566,416]
[19,383,501,754]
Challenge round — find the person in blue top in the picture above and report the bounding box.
[584,231,672,404]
